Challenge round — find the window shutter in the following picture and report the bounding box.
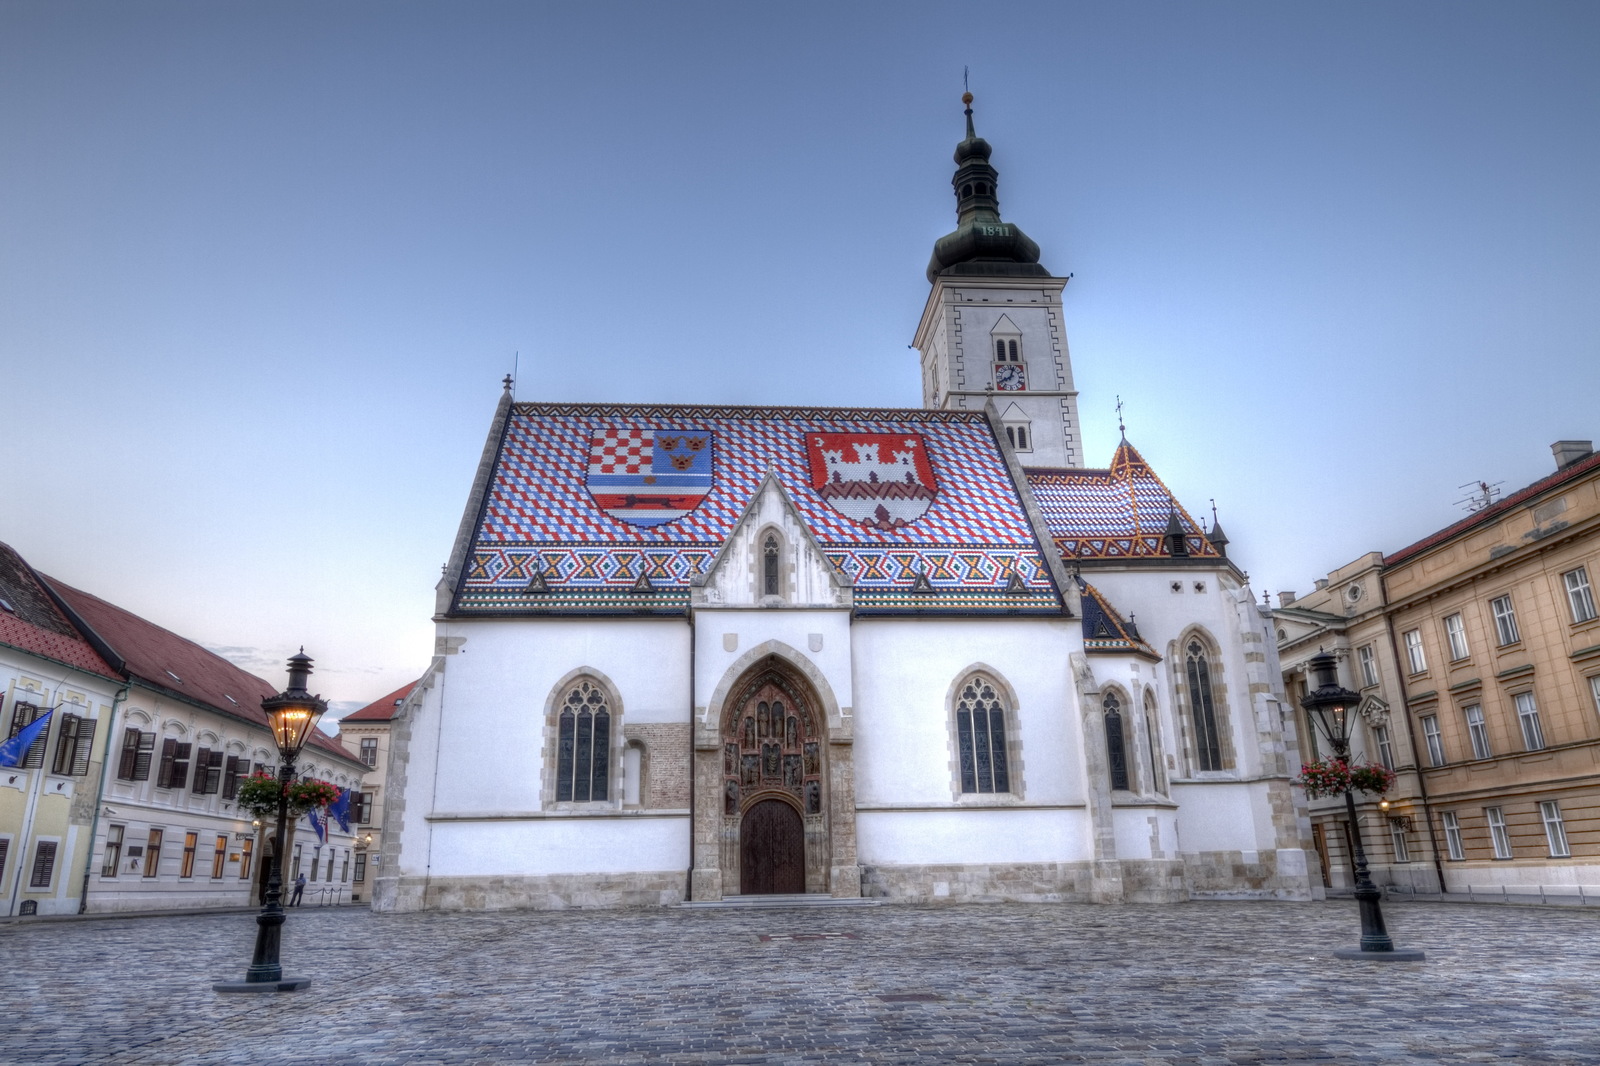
[70,718,96,776]
[11,702,49,769]
[157,738,178,788]
[206,750,223,793]
[118,729,140,779]
[222,756,242,798]
[132,732,154,780]
[52,714,81,775]
[30,840,58,888]
[191,748,211,793]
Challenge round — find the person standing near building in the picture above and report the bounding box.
[290,872,306,906]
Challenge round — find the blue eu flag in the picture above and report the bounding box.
[0,709,52,768]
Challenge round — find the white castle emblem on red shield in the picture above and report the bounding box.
[805,432,940,530]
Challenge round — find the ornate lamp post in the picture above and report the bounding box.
[1301,652,1424,961]
[215,650,328,992]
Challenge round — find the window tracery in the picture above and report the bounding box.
[955,675,1011,794]
[555,679,611,802]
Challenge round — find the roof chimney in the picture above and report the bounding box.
[1552,440,1593,470]
[1279,591,1297,606]
[1313,579,1329,591]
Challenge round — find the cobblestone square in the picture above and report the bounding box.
[5,899,1597,1065]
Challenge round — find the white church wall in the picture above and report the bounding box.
[693,609,853,726]
[428,815,687,878]
[857,808,1086,865]
[1111,806,1179,861]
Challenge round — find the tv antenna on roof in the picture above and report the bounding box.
[1455,480,1503,513]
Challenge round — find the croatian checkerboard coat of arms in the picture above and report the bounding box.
[587,429,713,528]
[805,432,940,530]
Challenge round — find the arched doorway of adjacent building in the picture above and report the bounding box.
[721,670,826,895]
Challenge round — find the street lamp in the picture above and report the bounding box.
[1301,652,1424,961]
[215,650,328,993]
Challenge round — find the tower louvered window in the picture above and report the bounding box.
[556,680,611,802]
[956,677,1010,794]
[1104,692,1130,791]
[1185,641,1224,772]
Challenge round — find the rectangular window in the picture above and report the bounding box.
[327,850,336,883]
[340,852,350,883]
[1490,595,1520,646]
[211,834,228,879]
[143,829,163,877]
[1514,692,1545,750]
[101,825,124,877]
[1540,801,1570,857]
[1592,675,1600,721]
[239,838,254,880]
[352,791,373,825]
[353,852,367,883]
[310,851,320,882]
[222,756,245,799]
[1441,811,1465,860]
[180,831,198,879]
[291,844,302,881]
[7,701,49,769]
[1465,705,1492,760]
[1357,644,1380,688]
[1444,614,1470,661]
[51,713,97,776]
[156,739,191,790]
[1565,567,1598,623]
[1371,725,1395,772]
[1404,629,1426,674]
[1389,820,1410,863]
[1421,715,1445,766]
[1486,806,1512,859]
[118,729,155,781]
[191,748,222,794]
[360,737,378,767]
[30,840,58,888]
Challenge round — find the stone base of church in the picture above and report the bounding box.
[372,871,687,912]
[861,861,1098,902]
[1118,859,1190,903]
[1183,848,1314,901]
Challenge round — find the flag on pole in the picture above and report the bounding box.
[307,805,327,843]
[328,788,352,834]
[0,709,52,768]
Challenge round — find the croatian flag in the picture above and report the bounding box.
[585,428,714,528]
[328,788,352,834]
[307,806,327,843]
[0,709,51,768]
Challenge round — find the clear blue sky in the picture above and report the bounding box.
[3,2,1597,716]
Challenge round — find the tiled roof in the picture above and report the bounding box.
[455,403,1063,614]
[1026,440,1218,561]
[1079,580,1159,660]
[1386,448,1600,566]
[44,579,360,767]
[0,543,118,679]
[342,680,418,723]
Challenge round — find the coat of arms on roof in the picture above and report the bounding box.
[585,429,713,528]
[804,432,939,531]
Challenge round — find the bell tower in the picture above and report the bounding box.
[912,93,1082,469]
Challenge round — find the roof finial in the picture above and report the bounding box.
[502,373,514,393]
[962,68,975,139]
[1210,498,1219,526]
[1115,395,1126,439]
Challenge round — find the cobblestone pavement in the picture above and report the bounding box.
[5,899,1598,1065]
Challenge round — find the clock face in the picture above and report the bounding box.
[994,363,1027,391]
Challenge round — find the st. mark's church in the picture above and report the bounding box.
[373,96,1312,911]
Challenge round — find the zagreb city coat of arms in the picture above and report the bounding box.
[587,429,713,528]
[805,432,940,530]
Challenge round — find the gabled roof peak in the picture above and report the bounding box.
[1108,438,1154,479]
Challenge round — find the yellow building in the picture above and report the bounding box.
[336,679,417,902]
[1278,440,1600,900]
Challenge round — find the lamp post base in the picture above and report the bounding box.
[213,977,312,993]
[1332,947,1426,961]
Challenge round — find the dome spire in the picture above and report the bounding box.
[926,90,1049,283]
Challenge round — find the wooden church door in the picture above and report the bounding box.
[740,799,805,894]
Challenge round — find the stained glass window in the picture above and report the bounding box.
[956,677,1010,793]
[1104,692,1129,791]
[555,680,611,802]
[1185,641,1224,772]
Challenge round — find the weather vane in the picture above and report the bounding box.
[964,66,969,94]
[1115,395,1126,438]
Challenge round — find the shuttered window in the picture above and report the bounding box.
[221,755,244,799]
[156,740,192,790]
[191,748,224,794]
[118,729,156,780]
[51,714,96,776]
[102,825,124,877]
[30,840,58,888]
[7,701,49,769]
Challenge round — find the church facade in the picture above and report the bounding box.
[373,98,1312,912]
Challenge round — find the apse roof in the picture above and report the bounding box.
[1079,579,1159,660]
[453,402,1064,615]
[1026,440,1219,562]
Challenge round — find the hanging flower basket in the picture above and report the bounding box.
[233,773,341,818]
[1294,758,1395,800]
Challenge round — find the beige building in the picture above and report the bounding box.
[337,679,416,902]
[1277,440,1600,900]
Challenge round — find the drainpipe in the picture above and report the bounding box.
[1379,571,1447,895]
[686,609,696,901]
[78,679,133,913]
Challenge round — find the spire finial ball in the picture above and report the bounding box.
[962,91,973,105]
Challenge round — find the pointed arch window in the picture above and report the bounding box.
[763,534,780,597]
[1104,691,1130,791]
[556,680,611,802]
[956,676,1011,794]
[1185,640,1224,772]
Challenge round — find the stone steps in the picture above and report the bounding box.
[678,893,883,910]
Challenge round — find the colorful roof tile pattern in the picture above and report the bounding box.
[1026,440,1219,561]
[456,403,1063,614]
[0,542,118,679]
[1079,580,1159,660]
